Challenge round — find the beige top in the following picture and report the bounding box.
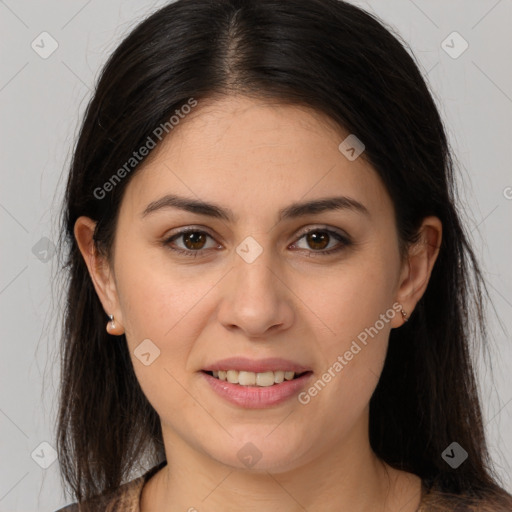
[55,461,512,512]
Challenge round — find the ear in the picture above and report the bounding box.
[392,216,442,327]
[74,216,124,334]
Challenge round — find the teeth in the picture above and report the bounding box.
[274,370,285,384]
[256,371,274,386]
[227,370,238,383]
[239,371,256,386]
[210,370,300,386]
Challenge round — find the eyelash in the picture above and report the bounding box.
[162,226,352,258]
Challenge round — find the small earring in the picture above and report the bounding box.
[106,313,125,335]
[109,314,115,328]
[401,308,408,322]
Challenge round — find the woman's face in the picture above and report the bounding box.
[81,95,435,473]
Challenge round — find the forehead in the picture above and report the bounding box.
[119,95,392,221]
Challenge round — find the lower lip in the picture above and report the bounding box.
[200,371,314,409]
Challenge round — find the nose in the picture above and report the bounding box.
[216,246,295,339]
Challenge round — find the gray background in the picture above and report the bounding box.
[1,0,511,510]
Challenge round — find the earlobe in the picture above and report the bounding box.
[73,216,124,332]
[106,313,125,336]
[394,216,442,326]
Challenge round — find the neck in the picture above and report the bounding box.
[141,416,422,512]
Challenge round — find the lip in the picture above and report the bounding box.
[201,357,312,374]
[200,370,314,409]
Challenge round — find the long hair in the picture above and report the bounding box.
[56,0,511,505]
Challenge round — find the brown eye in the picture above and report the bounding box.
[292,228,351,255]
[305,231,330,250]
[181,231,208,250]
[164,229,218,256]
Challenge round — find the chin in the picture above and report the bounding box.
[204,430,311,473]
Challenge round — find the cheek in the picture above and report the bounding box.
[115,242,217,346]
[306,249,398,351]
[298,250,398,415]
[299,312,391,432]
[113,252,210,418]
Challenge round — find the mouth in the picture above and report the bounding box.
[202,369,312,387]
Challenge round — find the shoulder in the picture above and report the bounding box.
[55,505,79,512]
[55,505,78,512]
[54,461,166,512]
[54,476,143,512]
[420,485,512,512]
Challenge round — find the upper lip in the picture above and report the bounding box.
[202,357,312,374]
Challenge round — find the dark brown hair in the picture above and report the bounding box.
[56,0,512,507]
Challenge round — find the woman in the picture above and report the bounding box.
[55,0,512,510]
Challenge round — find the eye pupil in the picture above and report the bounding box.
[307,231,329,250]
[184,232,206,250]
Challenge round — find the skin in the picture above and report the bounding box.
[75,95,442,511]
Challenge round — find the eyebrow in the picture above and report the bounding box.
[141,193,370,222]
